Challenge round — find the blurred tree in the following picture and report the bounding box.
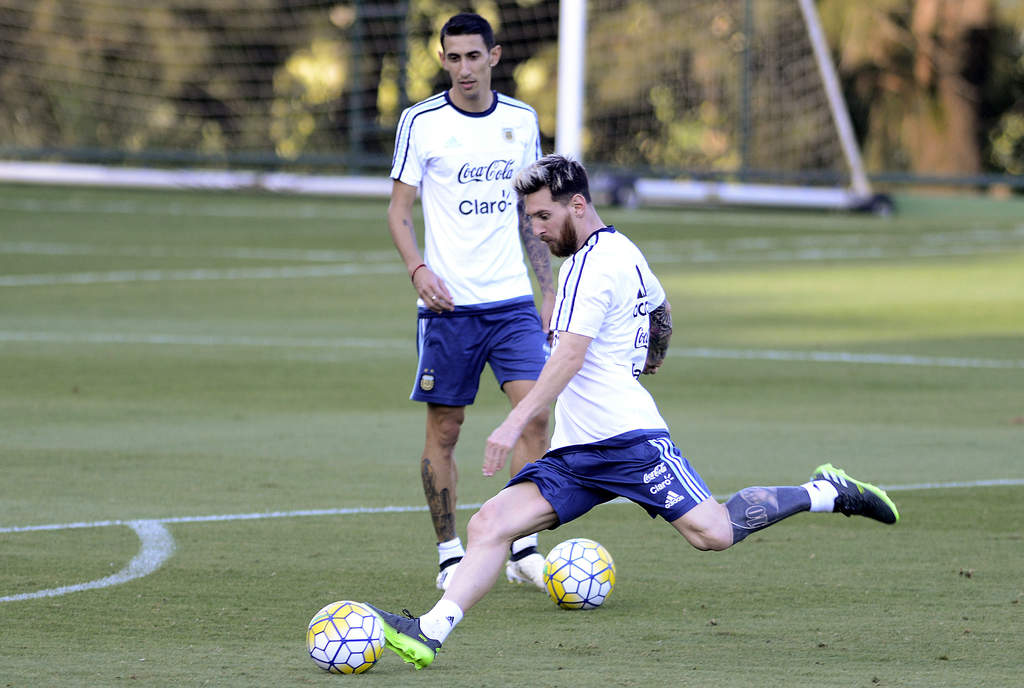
[1,0,1020,176]
[821,0,1023,176]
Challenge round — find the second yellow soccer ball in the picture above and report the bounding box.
[542,538,616,609]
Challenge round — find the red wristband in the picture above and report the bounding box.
[410,263,427,282]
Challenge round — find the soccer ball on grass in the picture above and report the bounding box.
[306,600,385,674]
[543,537,616,609]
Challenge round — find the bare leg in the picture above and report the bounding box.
[422,403,465,542]
[669,498,734,551]
[442,481,558,612]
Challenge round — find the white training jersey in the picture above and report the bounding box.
[549,227,669,450]
[391,91,542,307]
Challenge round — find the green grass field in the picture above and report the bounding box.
[1,184,1022,687]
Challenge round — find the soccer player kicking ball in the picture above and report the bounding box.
[366,155,899,670]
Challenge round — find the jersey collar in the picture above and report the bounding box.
[583,225,617,247]
[444,90,499,118]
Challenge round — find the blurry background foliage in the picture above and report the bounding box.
[0,0,1021,183]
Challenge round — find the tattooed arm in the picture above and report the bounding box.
[644,299,672,374]
[518,196,556,334]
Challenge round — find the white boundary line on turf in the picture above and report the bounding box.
[0,331,409,351]
[0,521,174,603]
[671,347,1024,370]
[0,263,401,287]
[0,241,397,263]
[2,478,1023,603]
[2,331,1022,369]
[2,245,1020,286]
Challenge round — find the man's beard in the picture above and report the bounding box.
[549,215,580,257]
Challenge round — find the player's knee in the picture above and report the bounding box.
[466,501,506,546]
[674,502,733,551]
[686,528,732,552]
[428,409,465,450]
[435,422,461,450]
[466,497,521,546]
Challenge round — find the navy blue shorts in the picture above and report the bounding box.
[507,430,713,526]
[410,296,547,406]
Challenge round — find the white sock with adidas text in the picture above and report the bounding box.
[419,599,463,644]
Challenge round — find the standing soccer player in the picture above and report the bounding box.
[368,154,900,669]
[386,13,555,591]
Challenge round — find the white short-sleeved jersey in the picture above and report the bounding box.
[549,227,669,450]
[391,91,542,307]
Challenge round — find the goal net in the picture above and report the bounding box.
[572,0,873,207]
[0,0,873,208]
[587,0,844,178]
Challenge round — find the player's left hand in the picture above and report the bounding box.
[411,265,454,313]
[643,347,666,374]
[642,359,663,375]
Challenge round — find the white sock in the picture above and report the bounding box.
[510,533,539,557]
[802,480,839,512]
[438,537,465,566]
[419,599,463,644]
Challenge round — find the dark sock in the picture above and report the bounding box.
[509,545,539,562]
[725,486,811,544]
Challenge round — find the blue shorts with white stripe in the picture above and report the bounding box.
[507,429,712,525]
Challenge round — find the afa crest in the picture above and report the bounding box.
[502,127,515,142]
[419,372,435,391]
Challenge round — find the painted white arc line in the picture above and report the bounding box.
[0,520,175,603]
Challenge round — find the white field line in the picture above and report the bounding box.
[3,476,1022,536]
[2,331,1021,369]
[0,241,396,263]
[2,223,1023,284]
[0,263,401,286]
[2,478,1022,603]
[3,194,1023,236]
[0,521,174,603]
[671,347,1024,370]
[6,248,1014,281]
[4,227,1023,260]
[0,331,409,351]
[646,243,1018,263]
[0,197,384,221]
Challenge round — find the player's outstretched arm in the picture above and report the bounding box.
[643,299,672,375]
[483,331,591,476]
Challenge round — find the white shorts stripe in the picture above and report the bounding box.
[649,438,710,502]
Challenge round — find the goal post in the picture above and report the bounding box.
[569,0,883,211]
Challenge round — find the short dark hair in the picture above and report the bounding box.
[440,13,496,51]
[514,154,592,203]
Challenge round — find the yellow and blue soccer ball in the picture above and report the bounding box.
[543,538,616,609]
[306,600,385,674]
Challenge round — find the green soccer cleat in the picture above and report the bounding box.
[812,463,900,524]
[363,604,440,670]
